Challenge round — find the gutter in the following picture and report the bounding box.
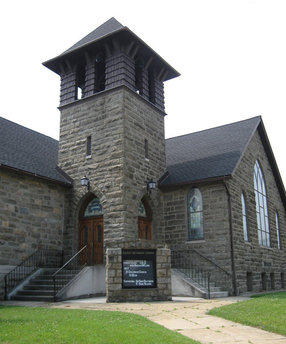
[0,164,73,188]
[222,180,238,296]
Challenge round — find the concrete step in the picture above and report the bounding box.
[10,295,54,302]
[23,284,54,290]
[210,291,229,298]
[17,290,54,296]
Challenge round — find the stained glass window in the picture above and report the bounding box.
[83,197,103,217]
[188,188,203,240]
[241,193,249,241]
[254,161,270,247]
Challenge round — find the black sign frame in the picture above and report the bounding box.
[122,249,157,289]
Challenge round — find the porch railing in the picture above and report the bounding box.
[4,249,63,299]
[53,245,88,301]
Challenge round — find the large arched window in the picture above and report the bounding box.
[254,160,270,247]
[188,188,203,240]
[241,193,249,241]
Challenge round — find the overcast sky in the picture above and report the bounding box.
[1,0,286,183]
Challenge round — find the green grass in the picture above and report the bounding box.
[208,292,286,335]
[0,306,200,344]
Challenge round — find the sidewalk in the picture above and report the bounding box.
[2,296,286,344]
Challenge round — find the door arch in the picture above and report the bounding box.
[79,196,104,265]
[138,198,152,240]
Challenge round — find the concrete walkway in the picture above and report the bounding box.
[1,296,286,344]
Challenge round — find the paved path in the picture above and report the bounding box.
[2,296,286,344]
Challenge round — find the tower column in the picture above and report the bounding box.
[60,70,77,106]
[84,59,96,97]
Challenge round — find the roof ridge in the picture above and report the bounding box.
[166,116,261,141]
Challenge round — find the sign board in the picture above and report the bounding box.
[122,249,156,288]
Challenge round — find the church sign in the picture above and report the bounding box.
[122,249,156,288]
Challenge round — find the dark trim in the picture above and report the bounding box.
[159,175,232,190]
[0,164,73,188]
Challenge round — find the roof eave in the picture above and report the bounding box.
[43,27,180,81]
[159,175,232,190]
[0,164,73,188]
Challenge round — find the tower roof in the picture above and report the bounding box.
[43,18,180,82]
[62,17,124,55]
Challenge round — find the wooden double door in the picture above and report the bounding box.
[138,218,152,240]
[79,217,103,265]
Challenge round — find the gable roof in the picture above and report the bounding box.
[0,117,72,186]
[62,17,124,55]
[161,117,261,187]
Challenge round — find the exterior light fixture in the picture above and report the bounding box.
[81,176,90,190]
[147,179,156,193]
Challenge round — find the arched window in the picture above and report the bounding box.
[241,193,249,241]
[83,197,103,217]
[275,212,281,249]
[254,160,270,247]
[188,188,203,240]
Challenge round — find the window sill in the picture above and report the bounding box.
[186,240,205,244]
[259,245,273,251]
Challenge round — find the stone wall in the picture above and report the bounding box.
[0,169,66,265]
[228,130,286,293]
[106,241,171,302]
[0,169,67,299]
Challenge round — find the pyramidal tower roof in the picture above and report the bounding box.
[62,17,124,55]
[43,17,179,81]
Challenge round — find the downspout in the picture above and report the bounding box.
[222,180,238,296]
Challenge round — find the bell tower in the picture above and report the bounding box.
[43,18,179,301]
[44,17,179,243]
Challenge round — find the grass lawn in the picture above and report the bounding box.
[208,292,286,336]
[0,306,200,344]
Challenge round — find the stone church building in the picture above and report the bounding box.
[0,18,285,301]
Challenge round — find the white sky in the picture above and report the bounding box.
[1,0,286,183]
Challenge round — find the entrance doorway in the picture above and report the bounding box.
[79,196,104,265]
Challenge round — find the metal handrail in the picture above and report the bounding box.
[53,245,88,301]
[191,248,231,276]
[52,245,87,277]
[171,248,232,297]
[4,248,63,299]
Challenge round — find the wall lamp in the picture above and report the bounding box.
[81,176,90,190]
[147,179,156,194]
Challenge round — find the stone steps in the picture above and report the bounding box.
[10,268,79,302]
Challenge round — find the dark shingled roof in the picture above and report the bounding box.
[0,117,72,186]
[43,18,180,82]
[161,117,261,186]
[62,17,124,55]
